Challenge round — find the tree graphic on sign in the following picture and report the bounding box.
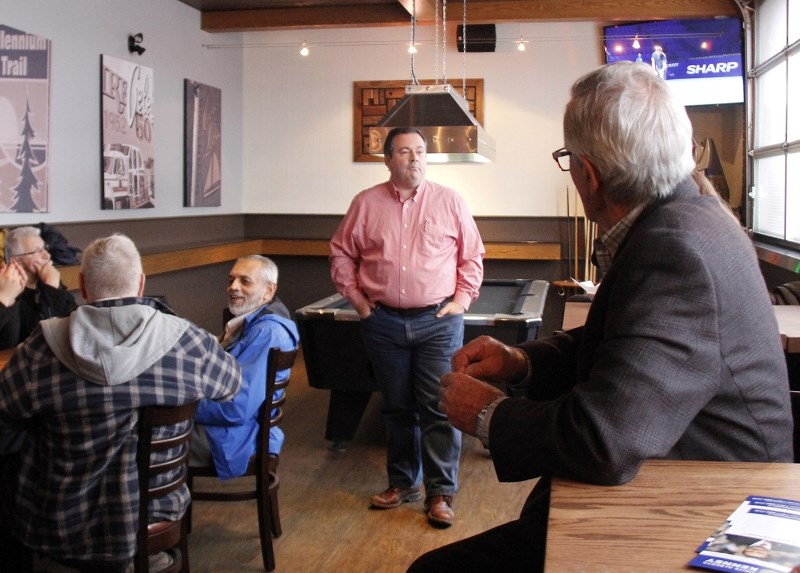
[11,100,39,212]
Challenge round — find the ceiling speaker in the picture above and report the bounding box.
[456,24,496,53]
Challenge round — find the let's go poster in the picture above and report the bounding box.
[101,54,155,210]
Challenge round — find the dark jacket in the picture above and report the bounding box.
[489,178,793,492]
[0,281,77,350]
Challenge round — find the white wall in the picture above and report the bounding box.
[1,2,601,225]
[0,0,244,225]
[242,22,601,217]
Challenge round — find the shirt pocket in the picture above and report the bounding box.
[419,219,447,256]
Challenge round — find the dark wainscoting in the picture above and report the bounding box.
[51,214,579,333]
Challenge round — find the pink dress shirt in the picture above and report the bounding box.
[330,180,485,311]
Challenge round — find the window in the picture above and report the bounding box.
[750,0,800,247]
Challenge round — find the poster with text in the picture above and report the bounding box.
[101,54,154,209]
[184,80,221,207]
[0,24,51,213]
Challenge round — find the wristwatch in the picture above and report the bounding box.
[475,396,505,447]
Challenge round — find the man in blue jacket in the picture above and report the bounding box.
[190,255,299,480]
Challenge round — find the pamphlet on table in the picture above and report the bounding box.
[689,496,800,572]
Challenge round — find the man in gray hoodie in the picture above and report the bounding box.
[0,234,241,572]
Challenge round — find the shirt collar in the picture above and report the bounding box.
[91,296,175,315]
[388,179,425,202]
[220,302,269,347]
[593,202,651,277]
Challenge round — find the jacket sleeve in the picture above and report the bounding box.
[0,302,20,350]
[197,333,242,405]
[39,282,77,319]
[487,231,733,487]
[195,319,294,426]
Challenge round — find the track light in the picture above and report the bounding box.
[128,33,145,56]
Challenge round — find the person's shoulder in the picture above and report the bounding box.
[169,315,214,347]
[249,311,298,336]
[424,180,459,196]
[357,181,391,198]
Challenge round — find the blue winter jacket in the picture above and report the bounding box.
[195,301,299,479]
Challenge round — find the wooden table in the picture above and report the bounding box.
[545,459,800,572]
[561,301,591,331]
[774,305,800,353]
[562,302,800,355]
[0,348,12,370]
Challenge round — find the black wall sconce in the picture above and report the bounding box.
[128,33,145,56]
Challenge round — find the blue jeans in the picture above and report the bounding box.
[360,305,464,497]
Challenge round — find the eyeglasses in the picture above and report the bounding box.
[552,147,572,172]
[11,244,48,258]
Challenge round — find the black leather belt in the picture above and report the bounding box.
[378,301,443,317]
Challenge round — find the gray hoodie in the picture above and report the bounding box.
[41,302,189,386]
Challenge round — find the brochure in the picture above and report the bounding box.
[689,496,800,573]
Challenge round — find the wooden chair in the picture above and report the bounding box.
[189,346,298,572]
[791,390,800,464]
[136,401,199,573]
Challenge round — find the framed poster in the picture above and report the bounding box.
[101,54,154,209]
[184,80,221,207]
[0,24,51,213]
[353,79,484,162]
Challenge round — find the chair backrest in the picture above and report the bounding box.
[257,347,299,457]
[791,391,800,464]
[135,401,199,573]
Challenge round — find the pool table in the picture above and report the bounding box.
[296,279,549,444]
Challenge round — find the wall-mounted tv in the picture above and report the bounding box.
[603,17,744,107]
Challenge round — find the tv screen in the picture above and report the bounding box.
[603,17,744,107]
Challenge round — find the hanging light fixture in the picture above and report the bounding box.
[368,0,496,163]
[299,41,309,56]
[516,35,527,52]
[632,35,641,50]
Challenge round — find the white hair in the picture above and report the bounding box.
[564,61,696,206]
[80,234,142,301]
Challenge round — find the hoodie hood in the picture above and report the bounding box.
[41,301,189,386]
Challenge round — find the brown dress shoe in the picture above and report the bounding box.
[370,486,423,509]
[424,495,455,527]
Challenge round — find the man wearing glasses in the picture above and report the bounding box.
[1,226,76,349]
[410,62,792,572]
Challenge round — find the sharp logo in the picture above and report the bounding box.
[686,62,739,75]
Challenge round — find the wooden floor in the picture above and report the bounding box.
[188,350,537,572]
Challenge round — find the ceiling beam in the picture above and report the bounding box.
[201,0,741,33]
[201,4,412,32]
[443,0,740,25]
[396,0,437,21]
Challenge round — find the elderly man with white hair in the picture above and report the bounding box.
[410,61,792,573]
[0,225,76,349]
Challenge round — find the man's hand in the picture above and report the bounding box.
[452,335,528,385]
[34,259,61,289]
[353,298,375,319]
[435,301,465,318]
[439,372,504,435]
[0,260,25,307]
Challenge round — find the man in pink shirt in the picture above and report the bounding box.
[330,127,485,528]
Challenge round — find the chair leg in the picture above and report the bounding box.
[179,517,190,573]
[256,478,276,571]
[186,474,193,535]
[268,472,282,538]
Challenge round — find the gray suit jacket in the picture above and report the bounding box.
[490,178,793,488]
